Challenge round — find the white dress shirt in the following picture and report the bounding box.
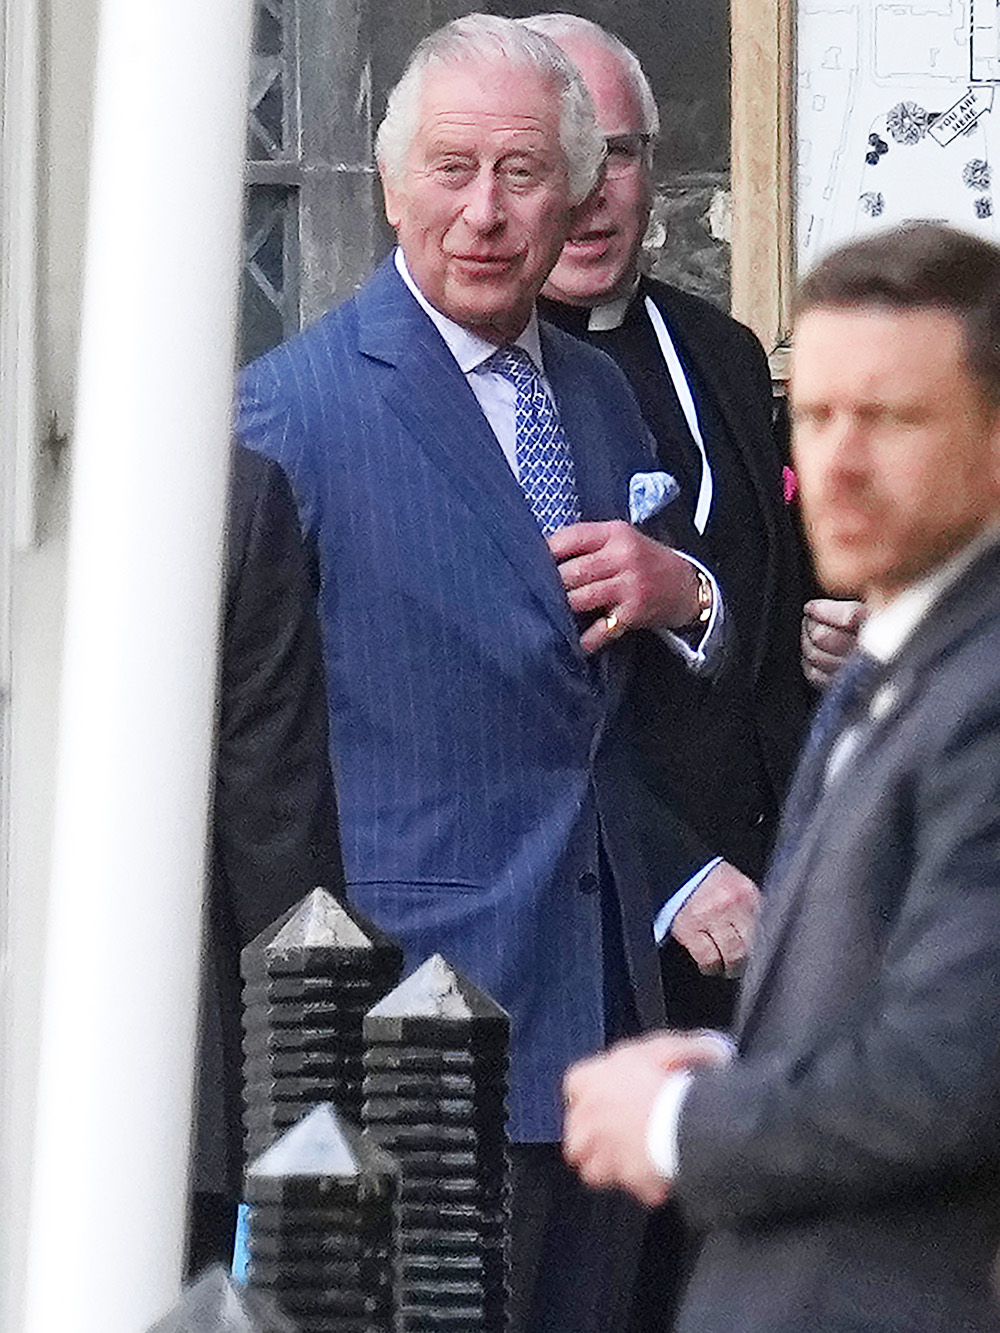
[395,248,547,476]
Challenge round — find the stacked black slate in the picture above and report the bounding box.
[145,1265,296,1333]
[362,953,511,1333]
[242,888,404,1160]
[245,1103,398,1333]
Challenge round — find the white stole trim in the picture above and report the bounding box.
[644,295,713,534]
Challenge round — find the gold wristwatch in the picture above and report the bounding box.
[693,568,713,624]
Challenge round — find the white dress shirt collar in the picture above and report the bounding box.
[394,247,544,371]
[859,521,1000,665]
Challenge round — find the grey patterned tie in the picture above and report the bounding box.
[486,346,581,535]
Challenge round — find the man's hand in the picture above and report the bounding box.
[671,861,759,977]
[562,1031,732,1203]
[801,597,866,689]
[547,520,701,654]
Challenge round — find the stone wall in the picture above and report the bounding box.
[646,173,731,309]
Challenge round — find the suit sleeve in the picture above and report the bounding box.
[675,687,1000,1229]
[213,447,345,948]
[597,347,731,677]
[236,353,321,547]
[643,503,729,678]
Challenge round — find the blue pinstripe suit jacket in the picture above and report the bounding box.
[238,257,703,1141]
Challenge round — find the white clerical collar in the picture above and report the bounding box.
[860,520,1000,665]
[394,247,544,373]
[585,275,641,332]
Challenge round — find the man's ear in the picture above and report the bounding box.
[380,169,403,229]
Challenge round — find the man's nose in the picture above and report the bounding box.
[462,169,505,231]
[575,176,607,223]
[821,415,871,484]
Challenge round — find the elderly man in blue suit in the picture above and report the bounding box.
[238,15,753,1330]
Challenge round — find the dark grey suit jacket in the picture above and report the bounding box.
[675,537,1000,1333]
[195,446,344,1198]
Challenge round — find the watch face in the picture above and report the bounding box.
[696,571,713,621]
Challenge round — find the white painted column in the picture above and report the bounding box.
[21,0,252,1329]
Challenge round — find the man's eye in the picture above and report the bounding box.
[791,407,828,428]
[434,160,473,179]
[502,162,539,185]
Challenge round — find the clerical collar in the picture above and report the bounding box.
[579,273,642,331]
[538,276,641,333]
[586,287,636,332]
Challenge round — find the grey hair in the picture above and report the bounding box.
[519,13,660,140]
[375,12,605,205]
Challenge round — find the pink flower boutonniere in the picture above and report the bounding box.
[782,465,798,505]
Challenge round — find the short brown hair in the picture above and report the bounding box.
[796,223,1000,405]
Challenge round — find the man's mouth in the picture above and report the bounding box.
[564,229,615,256]
[452,253,517,270]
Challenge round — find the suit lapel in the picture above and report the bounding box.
[540,323,633,523]
[737,537,1000,1040]
[356,260,582,651]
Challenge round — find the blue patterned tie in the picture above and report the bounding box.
[486,346,581,535]
[768,650,882,885]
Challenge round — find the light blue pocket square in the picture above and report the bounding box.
[629,470,680,525]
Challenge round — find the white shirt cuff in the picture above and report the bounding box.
[654,553,724,674]
[652,857,723,944]
[647,1071,694,1178]
[646,1034,738,1179]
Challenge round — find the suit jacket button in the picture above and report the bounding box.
[578,871,599,895]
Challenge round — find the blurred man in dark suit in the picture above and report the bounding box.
[564,222,1000,1333]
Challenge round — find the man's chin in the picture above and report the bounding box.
[543,272,611,306]
[813,552,869,601]
[448,293,533,343]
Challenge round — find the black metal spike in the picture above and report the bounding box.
[242,889,404,1160]
[145,1265,296,1333]
[245,1103,398,1333]
[363,954,510,1333]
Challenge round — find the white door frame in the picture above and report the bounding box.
[1,0,44,1326]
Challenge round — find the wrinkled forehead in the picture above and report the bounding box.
[413,55,564,140]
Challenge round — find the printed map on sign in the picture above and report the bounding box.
[798,0,1000,271]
